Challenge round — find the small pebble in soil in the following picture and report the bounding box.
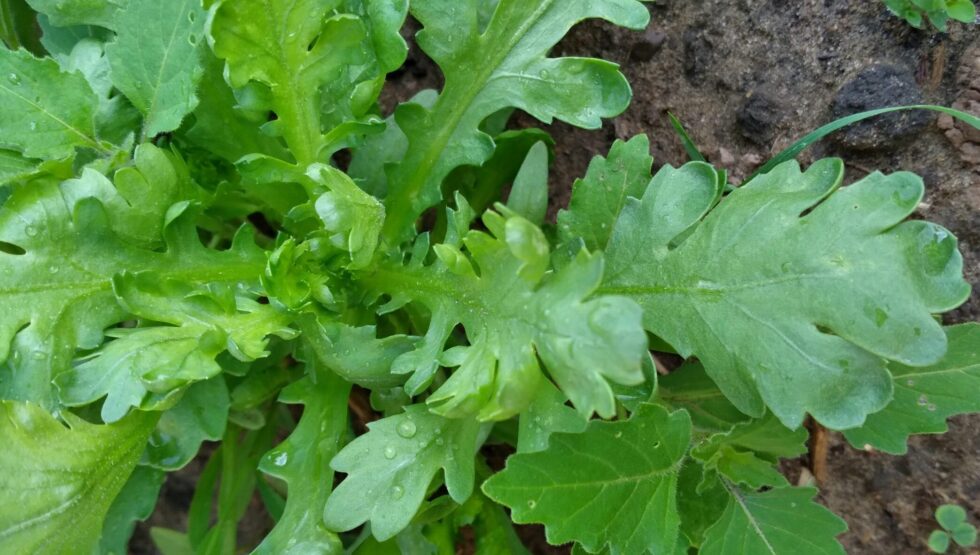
[831,64,931,152]
[630,28,668,62]
[737,90,784,146]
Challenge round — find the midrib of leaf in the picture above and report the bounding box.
[599,272,841,297]
[265,0,321,165]
[892,362,980,378]
[138,0,189,142]
[0,81,103,153]
[381,1,553,242]
[0,260,261,297]
[721,479,777,555]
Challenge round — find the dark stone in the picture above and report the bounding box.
[832,64,931,151]
[736,91,783,146]
[682,27,712,83]
[630,28,668,62]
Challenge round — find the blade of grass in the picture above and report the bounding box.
[745,105,980,184]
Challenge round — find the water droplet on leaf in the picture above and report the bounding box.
[391,485,404,499]
[396,420,417,439]
[274,452,288,466]
[383,445,397,459]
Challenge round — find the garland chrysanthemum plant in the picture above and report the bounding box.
[0,0,978,553]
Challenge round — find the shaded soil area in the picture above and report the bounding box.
[137,2,979,553]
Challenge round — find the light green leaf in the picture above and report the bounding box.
[105,0,206,137]
[0,162,264,409]
[361,206,647,419]
[0,149,38,184]
[693,414,807,489]
[184,49,290,163]
[380,0,650,243]
[936,504,968,529]
[142,377,229,470]
[37,15,112,61]
[54,271,292,422]
[324,405,485,541]
[254,349,350,555]
[928,530,951,553]
[97,465,165,555]
[0,401,156,554]
[0,47,102,159]
[845,323,980,454]
[506,141,549,225]
[557,134,653,251]
[210,0,371,164]
[603,158,970,429]
[300,314,415,389]
[701,485,847,555]
[310,163,385,269]
[483,403,691,554]
[26,0,127,28]
[516,381,587,453]
[656,361,750,433]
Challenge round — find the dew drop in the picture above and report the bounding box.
[31,350,46,360]
[24,225,38,237]
[188,35,199,46]
[383,445,397,459]
[187,11,196,23]
[614,431,623,438]
[905,379,915,387]
[917,394,928,406]
[435,437,445,447]
[7,73,19,85]
[274,452,288,467]
[396,420,417,439]
[48,265,59,274]
[538,68,551,79]
[29,121,37,131]
[527,500,537,509]
[391,485,404,500]
[927,404,937,412]
[652,441,661,448]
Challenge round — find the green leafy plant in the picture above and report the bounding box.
[928,504,978,553]
[883,0,977,30]
[0,0,978,553]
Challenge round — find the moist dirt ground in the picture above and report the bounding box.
[136,2,979,553]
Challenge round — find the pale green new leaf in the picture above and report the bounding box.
[0,152,264,408]
[210,0,371,164]
[0,401,156,554]
[54,273,293,422]
[844,323,980,454]
[184,50,290,163]
[0,149,37,184]
[142,377,229,470]
[692,414,808,489]
[97,466,165,555]
[324,405,485,541]
[483,404,691,554]
[0,47,102,159]
[701,485,847,555]
[656,362,750,433]
[603,158,970,429]
[254,351,350,555]
[380,0,650,242]
[557,134,653,251]
[105,0,206,137]
[360,206,647,420]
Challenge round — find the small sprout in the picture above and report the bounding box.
[928,504,978,553]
